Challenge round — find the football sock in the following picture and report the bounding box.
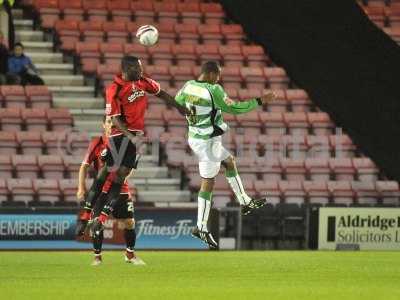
[197,191,212,232]
[124,229,136,251]
[93,230,104,255]
[101,182,123,215]
[84,178,106,210]
[225,169,251,205]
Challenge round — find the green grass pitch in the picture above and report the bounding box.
[0,251,399,300]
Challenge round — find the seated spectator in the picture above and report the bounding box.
[7,42,44,85]
[0,31,8,85]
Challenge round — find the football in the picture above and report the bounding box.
[136,25,159,46]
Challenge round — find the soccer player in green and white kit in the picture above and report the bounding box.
[175,61,276,248]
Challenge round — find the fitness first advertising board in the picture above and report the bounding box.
[0,209,208,250]
[318,208,400,250]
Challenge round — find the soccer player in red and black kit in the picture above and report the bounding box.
[76,56,189,239]
[77,116,145,266]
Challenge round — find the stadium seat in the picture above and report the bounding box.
[22,108,48,132]
[59,0,84,21]
[148,44,173,66]
[306,135,331,158]
[286,89,311,112]
[63,156,82,178]
[103,21,128,43]
[308,112,334,135]
[375,181,400,205]
[157,22,178,44]
[353,158,379,181]
[0,178,8,203]
[0,132,18,154]
[264,67,290,89]
[329,134,357,158]
[154,2,179,24]
[16,131,44,155]
[7,178,34,204]
[220,45,245,67]
[213,177,232,197]
[235,110,261,133]
[241,67,266,90]
[0,85,27,108]
[38,155,65,179]
[178,3,202,25]
[175,24,199,44]
[329,158,356,180]
[283,135,308,159]
[164,109,187,136]
[242,45,269,67]
[279,181,306,204]
[259,112,286,135]
[12,155,39,178]
[33,179,61,203]
[200,3,225,25]
[55,19,80,52]
[196,44,222,65]
[0,155,13,178]
[198,24,223,45]
[75,42,101,74]
[79,21,104,42]
[263,89,288,112]
[59,179,79,205]
[36,0,60,29]
[169,66,194,88]
[25,86,53,108]
[305,158,331,181]
[281,158,307,181]
[101,42,124,65]
[131,2,155,24]
[171,45,197,67]
[83,0,108,21]
[107,0,131,22]
[47,109,73,131]
[0,108,22,131]
[222,24,245,45]
[351,181,379,205]
[220,67,242,89]
[125,43,150,64]
[303,181,330,204]
[254,180,281,204]
[327,181,354,205]
[284,112,309,135]
[363,6,385,27]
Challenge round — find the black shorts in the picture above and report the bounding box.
[103,135,137,169]
[93,193,134,219]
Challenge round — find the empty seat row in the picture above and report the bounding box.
[79,43,269,74]
[361,3,400,27]
[182,157,380,181]
[0,108,73,132]
[0,85,52,108]
[55,21,243,49]
[36,0,225,28]
[187,178,400,206]
[0,131,89,155]
[0,155,83,179]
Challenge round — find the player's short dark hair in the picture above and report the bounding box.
[201,61,221,75]
[121,56,140,70]
[14,42,24,49]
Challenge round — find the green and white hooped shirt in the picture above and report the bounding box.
[175,80,260,140]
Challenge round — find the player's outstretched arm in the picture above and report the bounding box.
[77,163,89,200]
[156,89,191,116]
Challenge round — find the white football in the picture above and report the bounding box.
[136,25,159,46]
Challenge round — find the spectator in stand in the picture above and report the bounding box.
[7,42,44,85]
[0,30,8,84]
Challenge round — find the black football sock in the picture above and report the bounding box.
[101,182,123,215]
[84,179,107,210]
[124,228,136,251]
[93,230,104,255]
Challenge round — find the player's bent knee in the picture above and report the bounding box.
[124,218,135,229]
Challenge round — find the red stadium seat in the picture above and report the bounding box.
[7,179,34,204]
[259,112,286,135]
[263,67,290,89]
[280,158,306,181]
[279,181,306,204]
[100,42,124,65]
[22,108,48,132]
[0,108,22,131]
[38,155,65,179]
[198,24,223,45]
[0,132,18,154]
[75,42,101,74]
[25,86,52,108]
[59,0,84,21]
[0,155,13,178]
[107,0,131,22]
[47,109,73,131]
[238,89,262,102]
[164,109,187,135]
[0,178,8,203]
[286,89,311,112]
[242,45,269,67]
[306,135,330,158]
[125,43,150,64]
[305,158,330,181]
[329,158,356,180]
[103,21,128,43]
[147,44,173,66]
[83,0,108,21]
[42,131,64,155]
[63,156,82,178]
[263,89,288,112]
[303,181,329,204]
[329,134,357,158]
[175,24,199,44]
[308,112,334,136]
[257,153,282,180]
[351,181,379,205]
[255,180,281,204]
[59,179,79,203]
[157,22,178,44]
[213,177,232,197]
[376,181,400,205]
[169,66,194,88]
[0,85,27,108]
[196,44,222,65]
[178,3,202,25]
[55,19,80,52]
[172,44,197,67]
[200,3,225,25]
[284,112,309,135]
[220,66,242,89]
[386,5,400,26]
[235,110,261,132]
[353,158,379,181]
[12,155,39,178]
[219,45,245,67]
[363,6,385,27]
[35,0,60,29]
[241,67,266,90]
[145,65,171,88]
[154,2,179,24]
[131,2,155,24]
[327,181,354,205]
[16,131,44,155]
[33,179,61,203]
[79,21,104,42]
[283,135,308,159]
[222,24,245,45]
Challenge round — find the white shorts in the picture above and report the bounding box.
[188,136,231,178]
